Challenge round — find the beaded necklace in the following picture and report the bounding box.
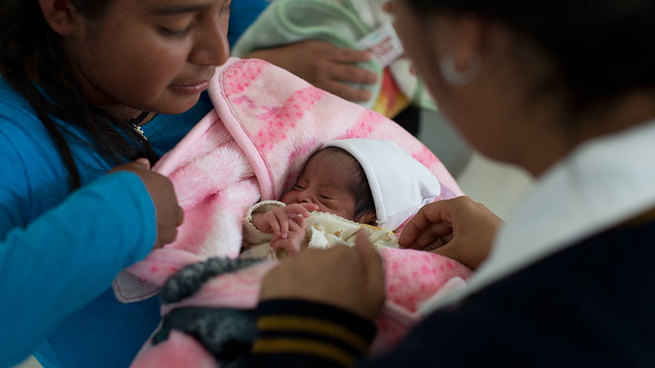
[129,111,150,141]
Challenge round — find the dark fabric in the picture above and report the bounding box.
[361,219,655,367]
[154,258,263,367]
[392,105,420,137]
[160,257,262,304]
[154,307,257,368]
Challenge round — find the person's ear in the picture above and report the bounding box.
[447,15,484,72]
[38,0,77,35]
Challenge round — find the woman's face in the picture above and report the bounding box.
[394,1,496,153]
[394,1,519,162]
[394,1,568,173]
[64,0,231,115]
[394,2,489,150]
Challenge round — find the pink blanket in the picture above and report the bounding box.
[107,58,471,366]
[113,58,464,302]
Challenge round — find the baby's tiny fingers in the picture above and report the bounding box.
[274,212,290,238]
[264,213,281,235]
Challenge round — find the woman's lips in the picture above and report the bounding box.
[169,80,210,95]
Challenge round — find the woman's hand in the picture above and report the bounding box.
[399,196,502,269]
[111,158,184,249]
[245,40,378,102]
[260,231,386,321]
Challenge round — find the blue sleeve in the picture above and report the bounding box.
[228,0,269,46]
[0,172,157,367]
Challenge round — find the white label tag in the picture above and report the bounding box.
[358,22,404,68]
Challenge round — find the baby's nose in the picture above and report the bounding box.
[297,191,313,204]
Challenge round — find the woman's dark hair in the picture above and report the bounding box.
[314,148,376,224]
[406,0,655,111]
[0,0,157,190]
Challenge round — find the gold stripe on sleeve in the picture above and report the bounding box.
[257,316,368,351]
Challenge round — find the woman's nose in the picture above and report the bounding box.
[189,15,229,66]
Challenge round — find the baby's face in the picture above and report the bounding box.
[281,151,358,220]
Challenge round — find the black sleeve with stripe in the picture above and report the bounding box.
[247,220,655,367]
[247,299,376,367]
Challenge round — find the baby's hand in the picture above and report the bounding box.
[271,215,308,255]
[253,203,318,238]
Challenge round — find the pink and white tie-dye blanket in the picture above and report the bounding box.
[108,58,471,366]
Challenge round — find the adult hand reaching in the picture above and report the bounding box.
[260,230,386,321]
[399,196,502,269]
[111,158,184,249]
[244,40,378,102]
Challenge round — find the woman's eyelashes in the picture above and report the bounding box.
[156,0,231,39]
[219,3,231,16]
[158,25,191,38]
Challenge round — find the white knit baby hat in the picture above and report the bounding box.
[325,139,441,230]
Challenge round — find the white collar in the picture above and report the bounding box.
[426,119,655,310]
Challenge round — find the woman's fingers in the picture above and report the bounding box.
[322,79,372,101]
[409,222,453,250]
[330,45,372,63]
[112,159,183,249]
[134,157,151,169]
[328,63,378,84]
[398,197,502,269]
[399,201,451,247]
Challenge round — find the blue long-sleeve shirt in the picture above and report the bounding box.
[227,0,269,46]
[0,172,155,367]
[0,76,212,367]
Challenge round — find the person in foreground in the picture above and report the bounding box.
[0,0,232,367]
[248,0,655,366]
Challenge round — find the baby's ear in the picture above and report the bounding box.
[357,211,377,226]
